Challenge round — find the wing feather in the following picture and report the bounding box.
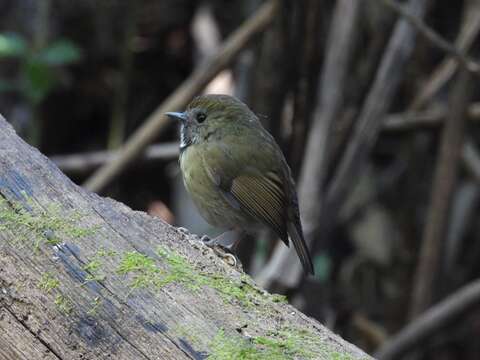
[230,173,289,245]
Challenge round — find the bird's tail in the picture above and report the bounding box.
[287,221,314,275]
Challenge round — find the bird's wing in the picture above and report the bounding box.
[202,140,314,274]
[200,139,290,245]
[228,171,289,246]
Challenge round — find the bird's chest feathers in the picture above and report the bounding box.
[180,142,241,227]
[180,143,228,194]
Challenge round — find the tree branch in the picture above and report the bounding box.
[376,279,480,360]
[50,143,179,176]
[383,102,480,131]
[324,0,431,232]
[409,0,480,109]
[410,69,473,318]
[377,0,480,75]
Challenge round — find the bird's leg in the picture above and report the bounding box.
[176,227,192,236]
[200,230,240,251]
[177,226,235,248]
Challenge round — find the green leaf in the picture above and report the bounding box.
[22,60,56,104]
[0,33,27,58]
[37,40,82,66]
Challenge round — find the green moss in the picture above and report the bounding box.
[38,273,76,315]
[118,251,156,273]
[83,259,106,282]
[252,328,319,359]
[38,272,60,293]
[54,294,73,314]
[0,197,96,251]
[206,275,263,307]
[208,327,356,360]
[95,247,117,258]
[84,247,118,281]
[330,354,356,360]
[83,259,102,273]
[156,246,285,308]
[208,329,287,360]
[83,247,118,283]
[87,296,102,315]
[115,247,288,307]
[117,251,166,289]
[0,197,97,317]
[172,324,206,349]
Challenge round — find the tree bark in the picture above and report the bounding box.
[0,115,370,359]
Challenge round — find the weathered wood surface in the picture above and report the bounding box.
[0,115,371,359]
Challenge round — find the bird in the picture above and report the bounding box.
[166,94,314,275]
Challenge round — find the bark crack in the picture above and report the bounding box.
[4,306,63,360]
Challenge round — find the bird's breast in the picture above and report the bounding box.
[179,144,247,229]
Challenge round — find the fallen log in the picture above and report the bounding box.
[0,115,371,359]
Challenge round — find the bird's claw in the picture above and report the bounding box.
[200,235,216,246]
[177,227,191,236]
[203,242,241,270]
[222,253,239,268]
[211,246,242,270]
[177,228,242,269]
[199,235,242,270]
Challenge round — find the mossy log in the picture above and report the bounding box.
[0,115,371,359]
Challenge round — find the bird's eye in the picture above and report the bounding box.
[196,112,206,123]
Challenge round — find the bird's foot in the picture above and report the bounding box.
[176,226,191,237]
[200,232,237,250]
[177,227,206,245]
[177,227,242,270]
[200,234,242,271]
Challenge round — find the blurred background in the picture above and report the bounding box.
[1,0,479,359]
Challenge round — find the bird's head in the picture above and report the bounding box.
[166,94,257,151]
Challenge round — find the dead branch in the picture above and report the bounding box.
[410,69,473,318]
[376,279,480,360]
[410,0,480,109]
[50,143,179,176]
[325,0,431,228]
[383,103,480,131]
[377,0,480,75]
[463,140,480,181]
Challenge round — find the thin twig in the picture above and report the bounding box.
[378,0,480,75]
[352,313,388,349]
[83,0,279,193]
[463,140,480,182]
[410,0,480,109]
[383,102,480,131]
[376,279,480,360]
[325,0,431,228]
[443,181,479,275]
[410,69,473,318]
[50,143,179,176]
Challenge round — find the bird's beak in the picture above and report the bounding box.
[165,111,188,123]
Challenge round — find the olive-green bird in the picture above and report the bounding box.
[166,94,314,275]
